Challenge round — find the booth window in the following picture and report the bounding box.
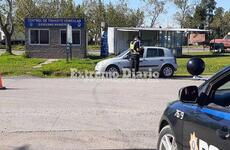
[30,29,49,45]
[61,30,81,45]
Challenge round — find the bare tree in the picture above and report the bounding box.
[172,0,195,28]
[142,0,167,27]
[0,0,14,54]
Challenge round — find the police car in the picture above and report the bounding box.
[158,66,230,150]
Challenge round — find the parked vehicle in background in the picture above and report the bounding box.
[95,47,178,78]
[210,32,230,53]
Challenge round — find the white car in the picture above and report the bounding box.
[95,47,178,77]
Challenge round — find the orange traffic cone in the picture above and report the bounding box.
[0,74,6,90]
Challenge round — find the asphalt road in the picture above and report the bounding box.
[0,78,203,150]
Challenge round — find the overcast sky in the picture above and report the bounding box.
[74,0,230,27]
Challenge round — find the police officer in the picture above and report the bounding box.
[130,36,142,76]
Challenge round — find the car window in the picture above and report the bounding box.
[224,35,230,39]
[146,48,164,58]
[209,79,230,108]
[158,49,164,56]
[218,81,230,90]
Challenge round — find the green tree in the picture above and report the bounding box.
[183,14,196,28]
[59,0,68,17]
[35,0,57,17]
[142,0,167,27]
[58,0,83,18]
[200,0,216,29]
[186,0,216,29]
[0,0,15,54]
[210,7,224,38]
[15,0,58,35]
[75,5,85,18]
[127,8,144,27]
[15,0,38,32]
[172,0,195,28]
[83,0,106,43]
[63,0,75,17]
[106,1,144,27]
[222,11,230,36]
[193,5,206,28]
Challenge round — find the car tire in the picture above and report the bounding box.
[221,49,225,53]
[157,125,178,150]
[161,65,174,78]
[105,65,120,78]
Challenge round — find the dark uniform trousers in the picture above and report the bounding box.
[131,53,140,74]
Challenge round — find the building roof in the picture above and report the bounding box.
[111,27,209,32]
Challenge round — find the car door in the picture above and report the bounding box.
[182,76,230,150]
[140,48,164,72]
[118,51,145,71]
[118,51,132,70]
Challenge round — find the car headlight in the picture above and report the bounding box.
[95,62,103,70]
[95,63,100,70]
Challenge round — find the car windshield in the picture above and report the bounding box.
[116,50,129,57]
[224,35,230,39]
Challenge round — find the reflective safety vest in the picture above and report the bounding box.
[130,40,139,53]
[130,41,136,50]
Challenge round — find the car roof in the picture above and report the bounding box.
[214,66,230,76]
[207,65,230,82]
[143,46,169,50]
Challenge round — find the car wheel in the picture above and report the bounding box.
[161,65,174,78]
[221,49,225,53]
[217,48,223,53]
[157,125,178,150]
[105,65,120,78]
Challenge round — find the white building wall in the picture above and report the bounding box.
[116,31,129,54]
[108,27,115,54]
[108,28,131,54]
[108,27,142,54]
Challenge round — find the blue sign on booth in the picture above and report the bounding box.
[24,18,84,28]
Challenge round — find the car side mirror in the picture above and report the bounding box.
[179,86,198,103]
[123,55,130,59]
